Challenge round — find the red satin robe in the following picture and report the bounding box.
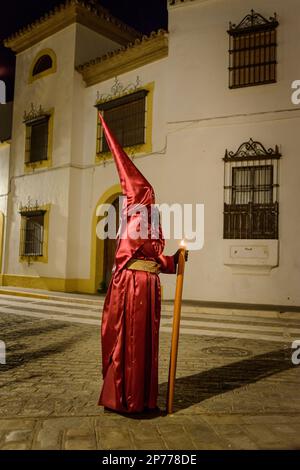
[97,112,176,413]
[99,238,176,413]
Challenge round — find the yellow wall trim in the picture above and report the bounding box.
[24,108,54,173]
[0,275,165,298]
[96,82,154,163]
[3,186,123,294]
[28,48,57,84]
[19,204,51,264]
[0,212,4,274]
[91,184,122,293]
[0,142,10,149]
[1,274,93,293]
[1,275,100,295]
[77,30,168,87]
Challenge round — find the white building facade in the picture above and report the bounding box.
[1,0,300,307]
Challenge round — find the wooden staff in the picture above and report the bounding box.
[166,242,186,414]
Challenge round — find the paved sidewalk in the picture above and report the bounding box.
[0,307,300,450]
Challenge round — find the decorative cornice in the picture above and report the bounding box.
[224,138,281,162]
[95,76,142,105]
[229,10,278,35]
[18,197,47,216]
[4,0,141,53]
[23,103,48,123]
[77,29,168,87]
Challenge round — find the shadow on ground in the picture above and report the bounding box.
[0,321,86,373]
[108,347,298,420]
[158,347,298,413]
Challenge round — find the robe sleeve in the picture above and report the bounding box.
[157,254,176,274]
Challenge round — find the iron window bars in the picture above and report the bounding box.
[25,115,50,163]
[96,90,148,154]
[223,139,281,239]
[19,210,45,257]
[228,10,278,88]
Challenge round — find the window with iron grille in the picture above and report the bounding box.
[32,55,53,76]
[96,90,148,154]
[228,10,278,89]
[25,116,49,163]
[223,139,281,240]
[20,211,45,257]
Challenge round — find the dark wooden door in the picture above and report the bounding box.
[103,196,120,290]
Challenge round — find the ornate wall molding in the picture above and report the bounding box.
[23,103,48,124]
[18,197,46,215]
[229,10,278,35]
[224,138,281,162]
[77,30,168,87]
[95,76,142,105]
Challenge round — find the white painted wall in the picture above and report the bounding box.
[167,0,300,122]
[0,142,10,217]
[162,0,300,305]
[5,168,71,278]
[11,24,77,176]
[66,59,169,280]
[5,24,78,278]
[75,24,121,67]
[0,142,10,275]
[161,113,300,306]
[3,0,300,306]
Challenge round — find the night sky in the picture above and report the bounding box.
[0,0,168,101]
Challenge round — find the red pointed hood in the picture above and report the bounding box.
[98,113,154,207]
[99,112,161,272]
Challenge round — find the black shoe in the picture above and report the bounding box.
[143,406,162,416]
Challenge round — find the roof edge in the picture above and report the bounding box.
[76,29,168,87]
[4,0,141,53]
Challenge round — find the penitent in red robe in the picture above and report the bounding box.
[98,114,176,413]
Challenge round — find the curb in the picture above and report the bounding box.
[0,290,50,300]
[0,289,103,305]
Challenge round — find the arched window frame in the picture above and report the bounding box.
[28,49,57,84]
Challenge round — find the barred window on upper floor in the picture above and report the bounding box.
[96,90,148,154]
[25,116,50,163]
[228,10,279,89]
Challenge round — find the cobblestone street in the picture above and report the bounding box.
[0,293,300,450]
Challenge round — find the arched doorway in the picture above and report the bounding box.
[102,196,120,291]
[93,185,122,294]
